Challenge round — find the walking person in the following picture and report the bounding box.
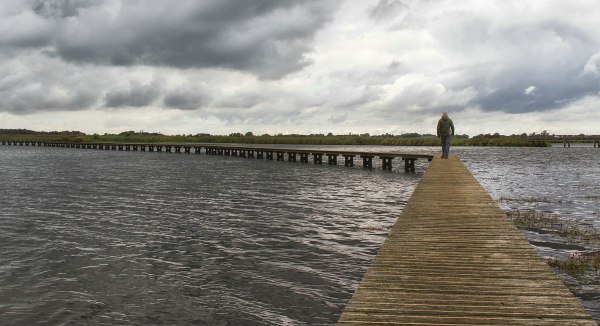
[437,112,454,159]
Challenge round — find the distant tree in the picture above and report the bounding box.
[327,132,333,137]
[245,131,254,137]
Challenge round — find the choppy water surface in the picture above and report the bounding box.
[0,146,420,325]
[1,144,599,324]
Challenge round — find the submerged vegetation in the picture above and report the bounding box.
[547,251,600,276]
[500,196,573,205]
[0,129,565,147]
[506,209,600,243]
[506,208,600,281]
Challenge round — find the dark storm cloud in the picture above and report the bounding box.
[105,80,163,108]
[32,0,99,18]
[164,88,210,111]
[429,13,600,114]
[0,82,97,115]
[474,71,598,114]
[214,93,264,109]
[369,0,407,21]
[19,0,338,79]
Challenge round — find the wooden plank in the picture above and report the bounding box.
[338,156,597,325]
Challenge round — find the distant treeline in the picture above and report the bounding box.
[0,129,85,136]
[0,129,560,147]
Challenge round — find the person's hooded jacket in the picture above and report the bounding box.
[437,113,455,137]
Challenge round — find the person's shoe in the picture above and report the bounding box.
[440,155,444,158]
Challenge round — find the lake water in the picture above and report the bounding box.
[0,144,599,325]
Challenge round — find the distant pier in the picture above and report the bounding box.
[0,140,433,172]
[338,157,596,325]
[562,140,600,147]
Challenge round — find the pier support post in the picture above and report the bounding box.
[288,152,297,162]
[313,153,323,165]
[564,140,571,147]
[266,151,274,160]
[156,146,163,152]
[256,151,264,159]
[166,146,172,153]
[247,150,255,158]
[327,154,338,165]
[148,146,155,152]
[140,145,146,152]
[300,153,309,164]
[403,158,416,173]
[344,155,355,167]
[361,155,373,169]
[276,152,285,161]
[239,150,246,157]
[594,140,599,148]
[381,156,393,171]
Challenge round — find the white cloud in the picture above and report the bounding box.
[583,52,600,75]
[524,86,537,95]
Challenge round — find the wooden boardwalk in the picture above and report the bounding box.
[0,140,433,172]
[338,156,597,325]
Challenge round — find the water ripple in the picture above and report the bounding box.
[0,146,417,325]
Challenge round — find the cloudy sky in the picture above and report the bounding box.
[1,0,599,136]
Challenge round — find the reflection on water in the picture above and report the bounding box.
[1,144,599,324]
[0,146,419,325]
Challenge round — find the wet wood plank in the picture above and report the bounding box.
[338,156,597,325]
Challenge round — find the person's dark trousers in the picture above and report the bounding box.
[441,135,451,159]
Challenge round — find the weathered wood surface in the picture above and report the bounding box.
[338,156,596,325]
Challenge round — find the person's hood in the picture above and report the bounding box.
[441,114,449,120]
